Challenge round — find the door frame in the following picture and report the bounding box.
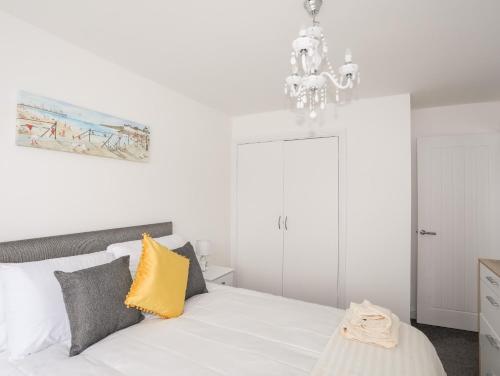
[231,129,347,308]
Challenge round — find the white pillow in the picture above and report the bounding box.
[0,280,6,352]
[0,326,5,353]
[1,251,115,360]
[106,234,187,276]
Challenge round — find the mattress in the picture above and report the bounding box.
[0,284,444,376]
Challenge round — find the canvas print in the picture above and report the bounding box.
[16,91,150,162]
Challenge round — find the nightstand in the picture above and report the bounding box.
[203,265,234,286]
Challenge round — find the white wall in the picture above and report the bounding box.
[410,101,500,317]
[0,11,231,265]
[232,94,412,322]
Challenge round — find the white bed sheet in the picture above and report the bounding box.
[0,284,444,376]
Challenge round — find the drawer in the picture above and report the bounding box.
[481,264,500,297]
[481,280,500,334]
[213,273,234,286]
[480,314,500,376]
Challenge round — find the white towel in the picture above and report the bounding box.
[341,300,400,348]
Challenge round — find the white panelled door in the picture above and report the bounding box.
[283,137,339,306]
[417,134,500,331]
[236,142,284,296]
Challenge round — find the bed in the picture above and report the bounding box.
[0,223,446,376]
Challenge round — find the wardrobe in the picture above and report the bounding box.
[236,136,340,307]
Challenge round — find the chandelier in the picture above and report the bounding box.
[285,0,360,119]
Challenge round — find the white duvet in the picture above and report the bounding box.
[1,284,445,376]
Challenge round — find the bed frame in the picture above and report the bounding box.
[0,222,173,263]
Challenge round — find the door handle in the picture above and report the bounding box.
[278,216,282,230]
[284,216,288,231]
[419,230,437,236]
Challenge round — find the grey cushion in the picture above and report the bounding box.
[54,256,144,356]
[172,242,208,300]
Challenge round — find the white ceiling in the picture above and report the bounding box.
[0,0,499,115]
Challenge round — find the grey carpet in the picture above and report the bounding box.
[411,320,478,376]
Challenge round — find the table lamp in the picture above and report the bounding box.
[196,240,211,272]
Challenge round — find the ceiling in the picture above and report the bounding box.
[0,0,499,115]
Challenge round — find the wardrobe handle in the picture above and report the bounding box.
[284,216,288,231]
[278,216,281,230]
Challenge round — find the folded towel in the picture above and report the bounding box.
[341,300,400,348]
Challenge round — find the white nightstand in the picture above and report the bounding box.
[203,265,234,286]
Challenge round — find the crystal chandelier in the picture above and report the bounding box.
[285,0,360,119]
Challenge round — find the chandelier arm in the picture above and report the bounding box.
[320,72,352,90]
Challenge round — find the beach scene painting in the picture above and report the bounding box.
[16,91,150,162]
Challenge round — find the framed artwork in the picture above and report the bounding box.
[16,91,150,162]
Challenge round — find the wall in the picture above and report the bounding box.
[0,11,231,265]
[232,94,412,322]
[410,101,500,317]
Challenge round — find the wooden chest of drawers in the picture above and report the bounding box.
[480,259,500,376]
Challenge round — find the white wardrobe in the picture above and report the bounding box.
[236,137,340,307]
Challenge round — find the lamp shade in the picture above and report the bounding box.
[196,240,211,256]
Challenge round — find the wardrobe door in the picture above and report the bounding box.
[236,141,284,295]
[283,137,339,306]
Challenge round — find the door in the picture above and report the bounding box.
[236,141,284,295]
[417,134,500,331]
[283,137,340,306]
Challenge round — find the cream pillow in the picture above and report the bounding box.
[106,234,186,276]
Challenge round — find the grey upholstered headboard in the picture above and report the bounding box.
[0,222,173,263]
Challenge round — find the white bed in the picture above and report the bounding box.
[1,284,445,376]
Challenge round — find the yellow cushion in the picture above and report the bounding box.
[125,234,189,318]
